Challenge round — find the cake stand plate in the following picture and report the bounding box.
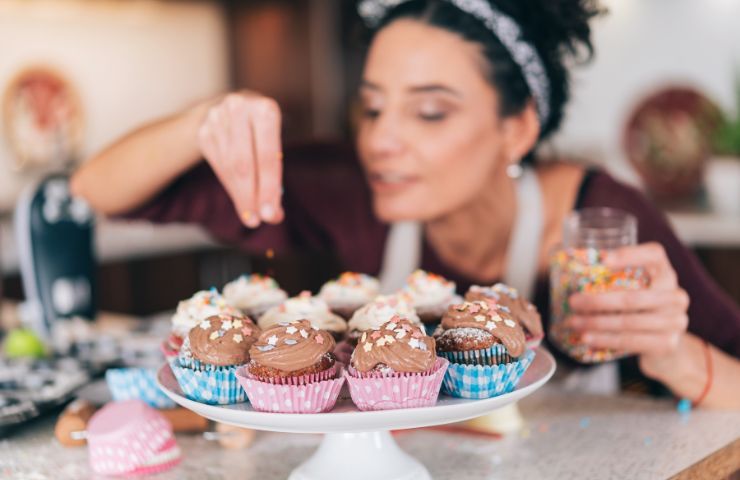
[158,347,555,480]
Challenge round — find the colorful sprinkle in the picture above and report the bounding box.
[267,335,278,346]
[233,334,243,344]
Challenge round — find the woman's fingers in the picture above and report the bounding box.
[225,96,260,227]
[248,97,283,224]
[580,330,682,356]
[604,242,678,290]
[566,310,688,333]
[569,288,689,314]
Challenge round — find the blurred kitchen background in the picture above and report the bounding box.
[0,0,739,318]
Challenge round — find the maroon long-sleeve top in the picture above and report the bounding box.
[125,142,740,359]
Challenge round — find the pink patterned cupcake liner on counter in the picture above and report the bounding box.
[345,357,449,411]
[236,365,345,413]
[87,400,181,477]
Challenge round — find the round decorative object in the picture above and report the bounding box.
[623,87,721,198]
[2,66,84,171]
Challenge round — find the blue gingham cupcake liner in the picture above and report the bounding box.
[105,368,176,409]
[442,349,535,399]
[422,321,440,336]
[170,364,247,405]
[438,343,513,366]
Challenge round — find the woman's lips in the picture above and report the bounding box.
[368,172,419,194]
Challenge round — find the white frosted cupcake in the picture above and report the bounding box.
[402,270,457,325]
[170,289,241,340]
[347,294,421,345]
[222,274,288,318]
[318,272,380,320]
[257,291,347,341]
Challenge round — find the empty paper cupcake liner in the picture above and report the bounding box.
[442,349,535,399]
[345,357,449,411]
[437,343,514,366]
[106,368,176,409]
[236,366,345,413]
[170,363,246,405]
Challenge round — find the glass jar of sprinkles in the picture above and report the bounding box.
[549,208,650,363]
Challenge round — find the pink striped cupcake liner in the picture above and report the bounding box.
[236,365,345,413]
[345,357,449,411]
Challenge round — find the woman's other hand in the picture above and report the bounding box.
[565,242,690,365]
[197,92,284,228]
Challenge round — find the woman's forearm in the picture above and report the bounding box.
[639,333,740,409]
[70,96,219,215]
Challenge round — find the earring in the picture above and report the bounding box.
[506,162,523,179]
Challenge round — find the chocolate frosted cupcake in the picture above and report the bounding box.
[171,313,259,405]
[402,270,457,328]
[222,274,288,318]
[345,317,448,411]
[346,294,421,345]
[237,320,345,413]
[436,301,536,399]
[435,300,526,365]
[466,283,544,347]
[258,291,347,341]
[318,272,380,320]
[247,319,337,383]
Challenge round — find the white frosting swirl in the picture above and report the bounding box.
[402,270,456,310]
[348,294,421,332]
[171,289,241,337]
[257,292,347,333]
[318,272,380,308]
[222,274,288,312]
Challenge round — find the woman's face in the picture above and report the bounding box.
[357,19,510,222]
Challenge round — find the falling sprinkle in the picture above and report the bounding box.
[266,248,275,259]
[579,417,590,429]
[267,335,278,346]
[233,334,243,344]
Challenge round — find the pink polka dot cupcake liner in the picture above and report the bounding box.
[344,357,449,411]
[236,366,345,413]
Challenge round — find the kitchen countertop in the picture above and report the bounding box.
[1,384,738,479]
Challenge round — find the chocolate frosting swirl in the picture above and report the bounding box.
[441,300,526,357]
[351,317,436,373]
[466,284,543,338]
[249,319,335,373]
[189,314,261,366]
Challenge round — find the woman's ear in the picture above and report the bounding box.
[500,101,540,161]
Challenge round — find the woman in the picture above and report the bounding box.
[72,0,740,407]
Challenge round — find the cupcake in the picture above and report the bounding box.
[466,283,544,348]
[170,289,241,342]
[318,272,380,320]
[257,291,347,341]
[344,317,448,411]
[170,313,260,405]
[237,319,344,413]
[222,274,288,318]
[402,270,457,328]
[346,294,421,345]
[435,300,535,399]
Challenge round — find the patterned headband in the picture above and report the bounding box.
[358,0,551,124]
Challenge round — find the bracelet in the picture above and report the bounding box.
[692,340,713,408]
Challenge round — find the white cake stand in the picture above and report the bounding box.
[158,347,555,480]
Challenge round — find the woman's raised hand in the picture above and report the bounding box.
[197,92,284,228]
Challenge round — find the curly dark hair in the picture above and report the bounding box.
[365,0,605,161]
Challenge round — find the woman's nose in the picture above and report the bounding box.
[366,112,404,160]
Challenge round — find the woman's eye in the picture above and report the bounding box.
[362,108,381,119]
[418,111,447,122]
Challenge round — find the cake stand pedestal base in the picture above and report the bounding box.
[289,431,431,480]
